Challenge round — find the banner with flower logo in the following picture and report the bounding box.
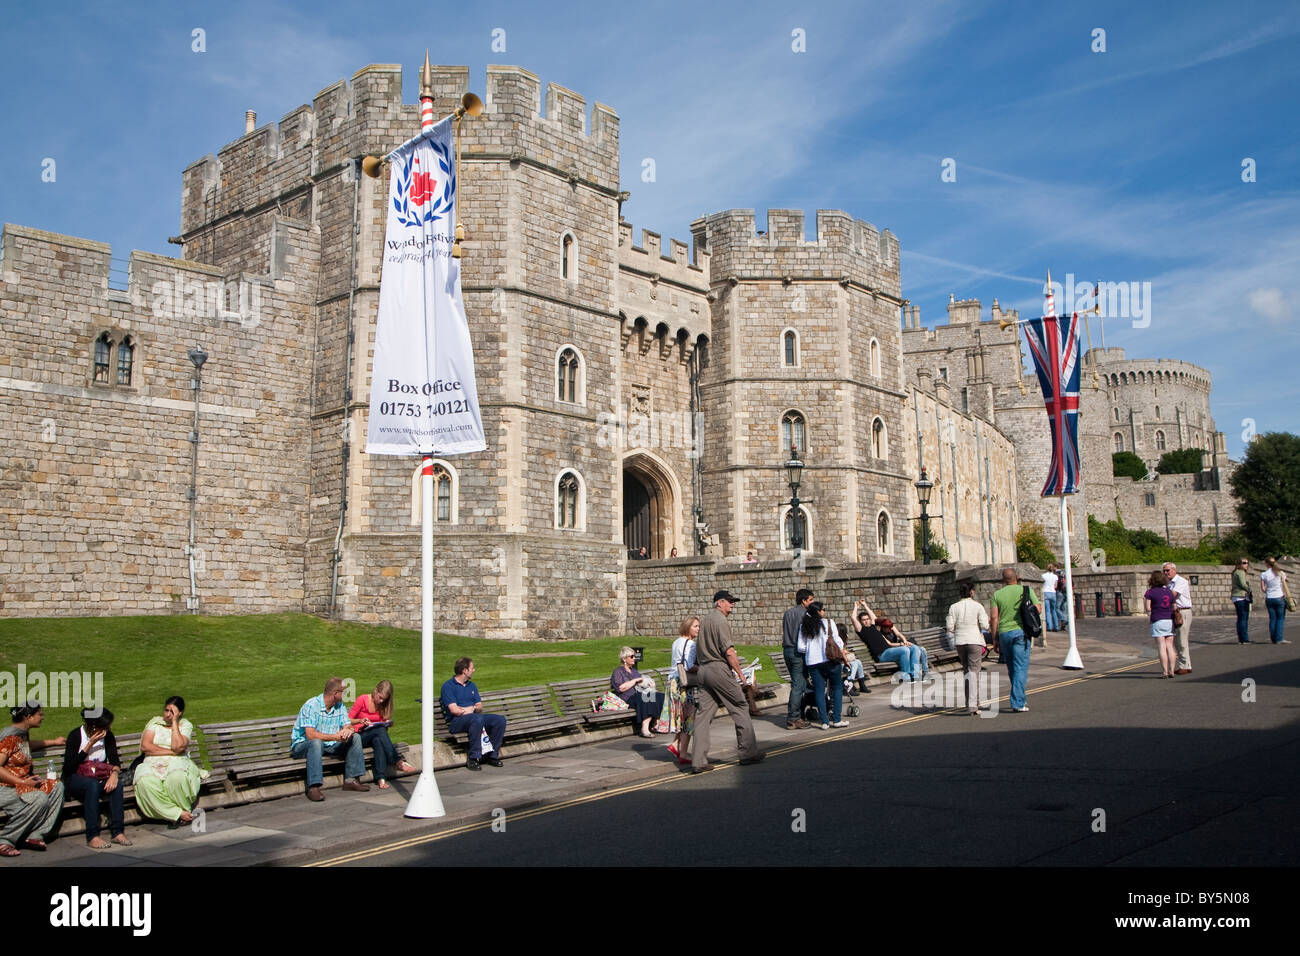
[365,116,485,457]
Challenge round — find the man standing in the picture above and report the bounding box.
[692,590,764,772]
[782,589,814,729]
[439,657,507,770]
[989,568,1040,713]
[290,677,370,802]
[1164,562,1193,675]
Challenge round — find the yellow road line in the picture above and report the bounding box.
[310,655,1157,866]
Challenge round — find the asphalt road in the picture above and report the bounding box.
[340,637,1300,867]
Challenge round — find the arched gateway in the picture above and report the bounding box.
[622,451,681,559]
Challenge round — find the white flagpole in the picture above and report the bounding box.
[406,452,446,817]
[1060,494,1083,670]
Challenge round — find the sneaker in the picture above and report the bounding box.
[1011,706,1029,713]
[1277,640,1292,645]
[819,723,829,730]
[831,721,849,728]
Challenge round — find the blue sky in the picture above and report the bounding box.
[2,0,1296,459]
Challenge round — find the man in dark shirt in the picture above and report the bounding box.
[438,657,507,770]
[692,590,764,773]
[782,589,814,729]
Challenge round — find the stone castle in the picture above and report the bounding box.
[0,62,1235,637]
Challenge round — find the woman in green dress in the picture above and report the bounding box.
[133,696,207,825]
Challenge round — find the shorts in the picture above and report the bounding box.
[1151,619,1174,638]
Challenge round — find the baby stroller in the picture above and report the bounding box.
[798,669,861,722]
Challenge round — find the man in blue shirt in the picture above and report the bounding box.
[439,657,507,771]
[290,676,370,802]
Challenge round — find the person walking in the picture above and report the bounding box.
[781,589,814,729]
[662,616,699,764]
[989,568,1040,713]
[1260,557,1291,644]
[1231,557,1253,644]
[1144,569,1177,677]
[946,581,990,715]
[690,590,764,773]
[1163,562,1194,674]
[797,602,847,729]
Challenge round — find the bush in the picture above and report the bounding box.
[1015,522,1057,568]
[1156,447,1206,475]
[1112,451,1148,481]
[913,522,950,563]
[1086,514,1230,567]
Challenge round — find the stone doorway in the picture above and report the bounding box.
[622,452,680,559]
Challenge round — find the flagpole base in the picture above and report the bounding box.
[1061,646,1084,670]
[404,769,446,819]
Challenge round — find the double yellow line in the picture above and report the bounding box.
[309,656,1154,866]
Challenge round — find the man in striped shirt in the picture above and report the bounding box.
[290,676,371,802]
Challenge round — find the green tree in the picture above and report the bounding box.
[1112,450,1148,481]
[1015,522,1057,568]
[1156,447,1206,474]
[913,521,950,562]
[1229,432,1300,557]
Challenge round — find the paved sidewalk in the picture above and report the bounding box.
[11,615,1246,867]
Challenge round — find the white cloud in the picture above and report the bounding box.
[1247,287,1290,324]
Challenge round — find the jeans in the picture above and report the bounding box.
[64,773,125,841]
[447,713,507,760]
[1043,594,1059,631]
[879,645,924,681]
[845,659,865,682]
[999,628,1030,710]
[783,646,806,722]
[1057,591,1068,624]
[808,662,843,724]
[290,734,366,788]
[1266,597,1287,643]
[359,725,401,782]
[1234,599,1251,643]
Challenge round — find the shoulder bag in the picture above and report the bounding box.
[1020,586,1042,639]
[1283,573,1297,613]
[824,622,845,663]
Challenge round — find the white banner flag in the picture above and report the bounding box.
[365,117,486,457]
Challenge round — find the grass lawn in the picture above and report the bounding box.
[0,613,777,750]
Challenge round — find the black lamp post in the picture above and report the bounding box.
[915,466,934,564]
[785,445,804,553]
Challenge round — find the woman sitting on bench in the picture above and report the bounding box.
[134,696,208,826]
[349,680,416,789]
[611,647,665,738]
[61,707,130,849]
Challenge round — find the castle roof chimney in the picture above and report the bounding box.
[245,110,256,134]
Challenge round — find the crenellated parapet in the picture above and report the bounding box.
[690,208,900,298]
[617,222,709,291]
[1086,349,1213,393]
[180,63,622,243]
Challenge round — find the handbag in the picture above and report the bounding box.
[1283,574,1297,613]
[594,691,629,713]
[676,663,697,687]
[76,760,115,782]
[1172,606,1184,629]
[823,621,845,663]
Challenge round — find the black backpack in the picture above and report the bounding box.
[1020,585,1042,639]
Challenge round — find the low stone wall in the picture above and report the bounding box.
[626,558,1240,640]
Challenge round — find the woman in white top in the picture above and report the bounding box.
[662,616,699,763]
[797,602,847,729]
[1260,557,1291,644]
[946,581,991,715]
[1041,565,1059,632]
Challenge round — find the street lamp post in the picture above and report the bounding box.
[915,466,934,565]
[186,344,208,612]
[785,445,804,554]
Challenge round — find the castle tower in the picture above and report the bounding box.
[178,63,626,638]
[689,209,914,562]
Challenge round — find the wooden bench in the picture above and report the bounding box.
[853,625,958,677]
[199,715,408,789]
[434,685,580,746]
[550,675,644,727]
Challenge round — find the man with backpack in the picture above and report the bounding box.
[989,568,1042,713]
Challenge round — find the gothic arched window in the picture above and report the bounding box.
[116,337,134,386]
[781,411,806,456]
[93,333,112,383]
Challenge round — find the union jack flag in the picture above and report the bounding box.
[1023,282,1082,496]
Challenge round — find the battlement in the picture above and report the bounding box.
[690,209,900,296]
[181,63,621,238]
[1087,350,1213,392]
[617,221,709,289]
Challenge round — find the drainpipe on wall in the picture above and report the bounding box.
[329,158,361,616]
[949,428,961,562]
[934,407,949,556]
[689,345,705,554]
[185,345,208,613]
[976,421,988,564]
[984,433,996,564]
